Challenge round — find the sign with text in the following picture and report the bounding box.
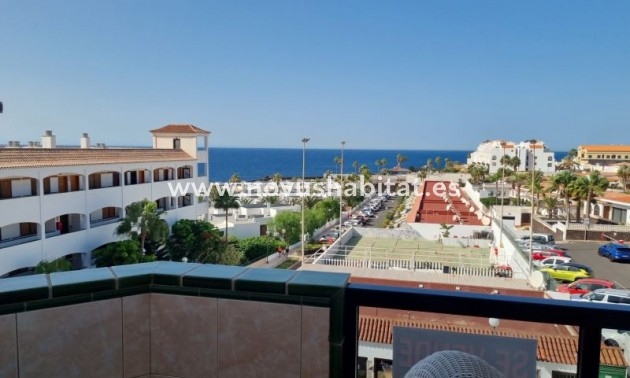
[393,327,537,378]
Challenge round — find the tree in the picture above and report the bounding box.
[260,196,281,205]
[303,196,321,209]
[439,223,454,238]
[508,172,529,205]
[237,236,285,263]
[271,173,283,184]
[526,170,545,204]
[617,165,630,191]
[510,156,521,172]
[396,153,408,168]
[214,192,240,241]
[93,240,155,267]
[270,211,302,244]
[353,161,359,173]
[541,195,559,218]
[238,197,254,205]
[426,159,433,173]
[35,258,72,273]
[229,173,241,183]
[115,200,169,255]
[166,219,231,263]
[374,160,382,173]
[467,163,488,184]
[576,170,609,219]
[333,156,342,174]
[567,179,587,223]
[488,172,502,198]
[359,164,372,180]
[550,171,577,223]
[380,158,388,173]
[434,156,442,171]
[313,198,340,221]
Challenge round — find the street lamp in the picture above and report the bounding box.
[499,142,506,251]
[266,230,272,263]
[529,146,536,274]
[340,140,346,235]
[301,137,310,265]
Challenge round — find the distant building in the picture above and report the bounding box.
[0,125,210,277]
[577,145,630,169]
[467,139,556,174]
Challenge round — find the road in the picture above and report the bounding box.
[362,196,399,228]
[557,241,630,289]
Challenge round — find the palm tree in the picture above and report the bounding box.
[260,196,281,205]
[576,170,609,220]
[396,153,408,168]
[426,158,433,173]
[567,179,587,223]
[359,164,371,180]
[508,172,529,205]
[434,156,442,171]
[374,160,382,173]
[324,169,333,178]
[550,171,577,223]
[488,172,502,199]
[527,170,545,204]
[617,165,630,191]
[353,161,359,173]
[510,156,521,172]
[213,192,240,241]
[380,158,388,173]
[333,156,342,174]
[303,196,321,209]
[229,173,241,183]
[444,158,451,171]
[238,197,254,205]
[541,195,559,218]
[271,173,283,184]
[115,200,169,254]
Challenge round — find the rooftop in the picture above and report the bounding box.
[150,124,211,135]
[598,191,630,205]
[0,148,194,169]
[358,315,627,367]
[580,145,630,153]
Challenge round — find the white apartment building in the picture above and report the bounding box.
[0,125,210,277]
[467,139,556,174]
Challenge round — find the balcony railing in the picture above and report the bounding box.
[341,283,630,378]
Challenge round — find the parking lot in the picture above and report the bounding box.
[557,241,630,289]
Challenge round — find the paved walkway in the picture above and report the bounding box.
[247,249,300,269]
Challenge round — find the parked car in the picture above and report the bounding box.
[520,233,556,245]
[531,249,571,261]
[598,243,630,262]
[571,289,630,305]
[534,256,572,267]
[557,278,616,295]
[539,262,593,282]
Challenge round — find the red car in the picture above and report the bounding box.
[531,249,570,261]
[556,278,616,295]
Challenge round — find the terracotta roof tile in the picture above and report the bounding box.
[359,316,628,367]
[150,124,210,135]
[580,145,630,153]
[0,148,195,169]
[599,191,630,205]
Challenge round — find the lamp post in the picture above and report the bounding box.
[529,147,536,274]
[340,140,346,234]
[301,137,310,265]
[266,230,272,263]
[499,142,506,251]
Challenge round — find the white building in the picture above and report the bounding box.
[467,139,556,174]
[0,125,210,277]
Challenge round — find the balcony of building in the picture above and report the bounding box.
[0,222,39,249]
[89,207,122,228]
[43,174,84,195]
[123,169,151,186]
[0,177,38,200]
[0,263,628,378]
[44,213,87,238]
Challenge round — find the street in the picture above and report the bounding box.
[557,241,630,289]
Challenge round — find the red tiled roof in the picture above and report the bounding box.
[0,148,194,169]
[580,145,630,153]
[598,191,630,205]
[150,124,210,135]
[359,316,627,367]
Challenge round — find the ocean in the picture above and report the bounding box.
[208,148,568,182]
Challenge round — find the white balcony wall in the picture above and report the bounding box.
[0,240,43,275]
[122,183,152,206]
[0,194,41,226]
[42,231,89,262]
[12,179,34,197]
[40,191,87,221]
[87,186,124,213]
[152,181,178,200]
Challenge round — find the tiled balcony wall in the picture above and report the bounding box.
[0,262,349,378]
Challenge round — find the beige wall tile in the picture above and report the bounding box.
[218,299,301,378]
[0,314,18,378]
[301,306,330,378]
[150,294,218,378]
[123,294,151,378]
[17,299,123,378]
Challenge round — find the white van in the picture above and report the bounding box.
[572,289,630,305]
[521,233,556,245]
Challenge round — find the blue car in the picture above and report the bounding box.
[598,243,630,262]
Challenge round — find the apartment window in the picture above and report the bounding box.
[551,372,576,378]
[597,155,601,158]
[606,155,610,158]
[547,156,552,161]
[173,138,181,149]
[588,154,592,158]
[102,207,117,219]
[612,155,616,159]
[492,156,497,160]
[612,208,627,225]
[547,163,552,167]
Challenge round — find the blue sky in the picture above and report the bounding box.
[1,1,629,150]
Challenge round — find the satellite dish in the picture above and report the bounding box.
[529,270,545,290]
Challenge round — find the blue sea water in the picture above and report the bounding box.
[208,148,567,182]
